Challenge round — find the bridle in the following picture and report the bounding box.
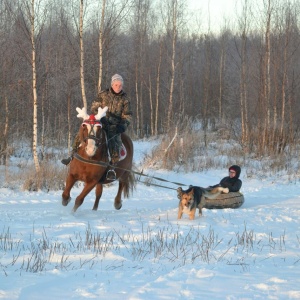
[82,121,104,147]
[81,120,108,150]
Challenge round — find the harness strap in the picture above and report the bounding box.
[73,153,109,167]
[73,153,187,187]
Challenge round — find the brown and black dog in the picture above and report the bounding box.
[177,186,229,220]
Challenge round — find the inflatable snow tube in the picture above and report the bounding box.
[204,192,244,209]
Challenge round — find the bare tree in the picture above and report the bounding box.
[97,0,106,93]
[155,39,163,136]
[79,0,87,109]
[238,0,251,148]
[166,0,178,131]
[29,0,40,172]
[132,0,151,136]
[218,32,226,122]
[279,4,291,145]
[260,0,273,150]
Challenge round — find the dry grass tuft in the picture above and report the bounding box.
[22,162,68,191]
[3,160,68,191]
[143,120,300,179]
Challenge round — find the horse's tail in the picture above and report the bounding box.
[123,171,136,198]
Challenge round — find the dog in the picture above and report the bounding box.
[177,186,229,220]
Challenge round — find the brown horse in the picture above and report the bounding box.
[62,106,135,212]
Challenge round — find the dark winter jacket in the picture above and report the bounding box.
[211,165,242,192]
[90,88,132,130]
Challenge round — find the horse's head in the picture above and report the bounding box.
[76,106,108,157]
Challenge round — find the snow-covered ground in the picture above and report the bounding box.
[0,139,300,299]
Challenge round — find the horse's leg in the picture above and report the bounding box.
[73,181,97,212]
[62,174,76,206]
[114,181,125,210]
[92,183,103,211]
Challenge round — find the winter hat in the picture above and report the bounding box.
[111,74,124,86]
[229,165,241,178]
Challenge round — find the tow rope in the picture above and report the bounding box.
[73,153,188,190]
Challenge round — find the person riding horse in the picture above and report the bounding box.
[61,74,132,180]
[61,106,135,212]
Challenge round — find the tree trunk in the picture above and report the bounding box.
[80,0,87,109]
[148,74,154,136]
[203,35,211,147]
[280,11,290,139]
[4,94,9,180]
[31,0,40,173]
[135,70,140,136]
[262,0,272,150]
[218,45,224,122]
[97,0,106,94]
[167,0,177,131]
[155,40,162,136]
[67,89,72,154]
[240,31,248,146]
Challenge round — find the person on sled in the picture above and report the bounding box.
[209,165,242,192]
[61,74,132,179]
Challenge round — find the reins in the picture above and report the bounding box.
[73,153,188,191]
[79,123,185,191]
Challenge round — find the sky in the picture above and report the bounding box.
[188,0,240,33]
[187,0,253,33]
[0,138,300,299]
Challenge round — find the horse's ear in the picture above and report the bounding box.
[95,106,108,120]
[76,107,89,120]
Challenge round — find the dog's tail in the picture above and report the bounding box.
[200,186,229,199]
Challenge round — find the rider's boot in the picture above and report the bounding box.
[106,154,119,180]
[61,149,76,166]
[61,136,80,166]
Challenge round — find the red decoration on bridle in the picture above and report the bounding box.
[82,114,102,127]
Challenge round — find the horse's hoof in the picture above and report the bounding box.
[62,197,71,206]
[114,202,122,210]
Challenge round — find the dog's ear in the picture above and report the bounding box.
[177,187,183,199]
[188,188,194,196]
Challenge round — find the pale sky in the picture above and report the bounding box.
[188,0,240,33]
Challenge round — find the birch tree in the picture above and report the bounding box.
[132,0,151,136]
[97,0,106,93]
[155,39,162,136]
[278,4,291,150]
[261,0,273,150]
[166,0,178,131]
[79,0,87,109]
[30,0,40,172]
[218,31,226,122]
[238,0,251,147]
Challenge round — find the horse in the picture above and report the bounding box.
[62,106,135,212]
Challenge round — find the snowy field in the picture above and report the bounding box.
[0,139,300,300]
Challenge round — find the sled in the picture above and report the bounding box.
[204,192,244,209]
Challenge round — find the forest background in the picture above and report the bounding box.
[0,0,300,183]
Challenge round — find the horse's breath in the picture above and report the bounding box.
[61,106,135,213]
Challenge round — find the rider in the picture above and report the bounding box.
[61,74,132,179]
[91,74,132,165]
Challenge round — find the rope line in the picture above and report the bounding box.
[73,153,188,189]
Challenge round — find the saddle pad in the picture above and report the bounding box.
[120,144,127,161]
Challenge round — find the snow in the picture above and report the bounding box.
[0,139,300,300]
